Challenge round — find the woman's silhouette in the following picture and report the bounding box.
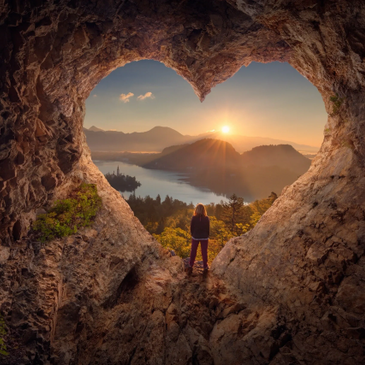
[188,203,210,274]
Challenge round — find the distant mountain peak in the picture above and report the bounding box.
[148,126,183,134]
[149,126,175,131]
[84,124,319,155]
[88,125,104,132]
[145,126,185,137]
[189,138,237,151]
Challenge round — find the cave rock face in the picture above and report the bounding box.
[1,0,365,364]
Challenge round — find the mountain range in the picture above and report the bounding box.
[84,126,192,152]
[143,138,241,171]
[142,139,310,174]
[84,126,319,154]
[92,138,311,200]
[140,139,311,199]
[85,126,313,199]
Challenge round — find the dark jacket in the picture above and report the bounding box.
[190,215,210,239]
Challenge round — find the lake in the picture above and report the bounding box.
[94,161,228,205]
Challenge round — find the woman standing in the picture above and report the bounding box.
[188,203,210,273]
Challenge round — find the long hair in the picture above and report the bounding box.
[194,203,207,217]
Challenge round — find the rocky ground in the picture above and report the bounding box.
[0,192,266,365]
[0,158,364,364]
[1,0,365,363]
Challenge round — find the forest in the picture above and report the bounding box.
[104,172,141,192]
[127,192,278,263]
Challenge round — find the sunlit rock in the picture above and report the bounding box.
[1,0,365,364]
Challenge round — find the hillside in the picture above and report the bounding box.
[90,138,311,199]
[240,144,311,174]
[84,126,192,152]
[142,139,310,175]
[138,138,311,199]
[142,139,241,171]
[84,125,319,154]
[89,125,104,132]
[206,132,319,153]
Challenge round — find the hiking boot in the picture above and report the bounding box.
[186,266,193,275]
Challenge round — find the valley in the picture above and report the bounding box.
[87,128,312,200]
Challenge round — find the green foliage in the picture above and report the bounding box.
[249,192,277,226]
[235,222,251,236]
[330,94,344,115]
[210,216,234,249]
[341,140,354,150]
[0,315,8,357]
[154,227,191,258]
[128,192,277,263]
[33,183,102,242]
[219,194,249,234]
[104,172,141,192]
[127,194,194,235]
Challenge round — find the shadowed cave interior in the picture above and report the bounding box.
[1,0,365,364]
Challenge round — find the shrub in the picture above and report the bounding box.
[330,94,343,115]
[154,227,192,259]
[0,315,8,357]
[33,183,102,242]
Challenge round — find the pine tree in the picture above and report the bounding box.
[156,194,161,205]
[220,194,245,233]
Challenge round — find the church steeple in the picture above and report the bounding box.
[117,165,120,176]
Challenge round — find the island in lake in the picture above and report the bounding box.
[104,165,141,192]
[93,138,311,200]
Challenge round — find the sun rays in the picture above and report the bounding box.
[222,125,230,134]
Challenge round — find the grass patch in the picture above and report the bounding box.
[330,94,344,115]
[341,140,354,150]
[0,315,8,357]
[33,183,102,242]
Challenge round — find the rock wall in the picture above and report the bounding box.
[1,0,365,364]
[0,0,291,243]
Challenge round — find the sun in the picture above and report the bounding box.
[221,125,230,134]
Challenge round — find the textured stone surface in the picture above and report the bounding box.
[1,0,365,364]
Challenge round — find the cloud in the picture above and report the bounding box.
[119,92,134,103]
[137,92,155,101]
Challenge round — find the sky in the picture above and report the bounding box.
[85,60,328,147]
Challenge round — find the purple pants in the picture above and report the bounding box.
[189,238,208,269]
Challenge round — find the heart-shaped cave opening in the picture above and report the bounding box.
[1,1,365,363]
[1,0,351,246]
[82,58,326,263]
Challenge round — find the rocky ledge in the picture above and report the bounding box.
[1,0,365,364]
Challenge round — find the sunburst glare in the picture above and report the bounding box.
[222,125,230,134]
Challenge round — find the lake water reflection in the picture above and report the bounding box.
[94,161,228,205]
